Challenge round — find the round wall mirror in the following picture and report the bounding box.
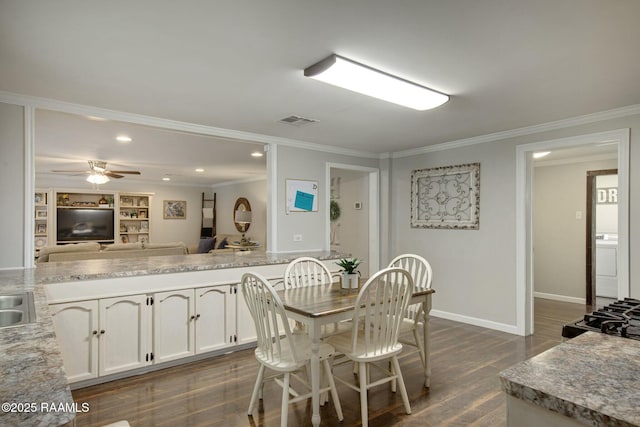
[234,197,252,233]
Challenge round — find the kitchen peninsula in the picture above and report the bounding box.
[0,250,346,427]
[500,332,640,427]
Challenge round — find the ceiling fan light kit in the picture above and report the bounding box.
[86,173,110,184]
[53,160,141,184]
[303,54,449,111]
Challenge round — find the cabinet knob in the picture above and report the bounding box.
[92,330,98,335]
[100,330,106,334]
[196,314,201,319]
[190,315,196,321]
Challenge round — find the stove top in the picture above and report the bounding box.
[562,298,640,340]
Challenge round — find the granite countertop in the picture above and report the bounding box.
[500,332,640,427]
[0,250,347,426]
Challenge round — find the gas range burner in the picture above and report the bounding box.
[562,298,640,340]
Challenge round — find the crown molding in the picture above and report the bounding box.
[0,91,379,159]
[392,103,640,158]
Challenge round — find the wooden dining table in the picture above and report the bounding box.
[277,282,435,427]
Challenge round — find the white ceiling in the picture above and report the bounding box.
[2,1,640,182]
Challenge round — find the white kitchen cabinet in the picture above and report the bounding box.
[50,300,99,382]
[98,294,151,376]
[153,289,196,364]
[154,285,237,363]
[195,285,236,353]
[235,282,257,345]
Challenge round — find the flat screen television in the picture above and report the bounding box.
[56,208,115,242]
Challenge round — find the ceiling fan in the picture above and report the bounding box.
[52,160,141,179]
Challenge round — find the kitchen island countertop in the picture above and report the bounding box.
[0,250,346,426]
[500,331,640,427]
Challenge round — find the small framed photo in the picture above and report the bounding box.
[120,197,133,207]
[140,221,149,231]
[163,200,186,219]
[36,223,47,234]
[120,210,130,218]
[36,210,48,218]
[138,209,147,218]
[121,235,129,244]
[35,192,46,205]
[35,237,47,248]
[120,224,127,232]
[138,198,148,207]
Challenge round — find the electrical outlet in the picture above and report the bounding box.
[293,234,303,242]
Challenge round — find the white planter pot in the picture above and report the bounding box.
[341,273,359,290]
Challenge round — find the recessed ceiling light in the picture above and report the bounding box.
[86,115,108,121]
[162,177,171,181]
[116,135,132,143]
[195,168,205,173]
[533,151,551,159]
[251,152,264,157]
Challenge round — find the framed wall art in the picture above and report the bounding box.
[163,200,187,219]
[411,163,480,230]
[285,179,318,213]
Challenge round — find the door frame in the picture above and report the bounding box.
[515,129,629,336]
[326,163,380,276]
[585,169,618,305]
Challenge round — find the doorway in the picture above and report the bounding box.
[586,170,618,305]
[326,163,379,277]
[516,129,630,336]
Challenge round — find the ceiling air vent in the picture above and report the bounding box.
[278,115,319,127]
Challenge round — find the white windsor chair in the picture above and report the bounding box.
[241,272,343,427]
[325,267,414,427]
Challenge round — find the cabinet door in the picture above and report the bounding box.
[153,289,195,363]
[236,283,258,345]
[50,300,99,383]
[99,295,150,376]
[195,285,236,353]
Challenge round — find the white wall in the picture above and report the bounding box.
[274,145,379,253]
[212,179,267,245]
[0,102,25,269]
[330,169,369,276]
[596,174,618,235]
[390,112,640,333]
[533,158,617,300]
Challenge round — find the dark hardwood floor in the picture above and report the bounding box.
[70,298,591,427]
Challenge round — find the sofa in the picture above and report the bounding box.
[37,241,189,263]
[191,233,251,254]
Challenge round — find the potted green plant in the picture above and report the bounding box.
[336,257,361,290]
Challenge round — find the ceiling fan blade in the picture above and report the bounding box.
[105,172,125,179]
[108,170,141,175]
[52,169,90,173]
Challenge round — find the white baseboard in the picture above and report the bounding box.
[430,309,520,335]
[534,292,585,304]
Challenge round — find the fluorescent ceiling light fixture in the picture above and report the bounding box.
[86,173,110,184]
[251,152,263,157]
[195,168,205,173]
[533,151,551,159]
[162,177,171,181]
[304,54,449,110]
[116,135,132,143]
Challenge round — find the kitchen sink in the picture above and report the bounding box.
[0,292,35,328]
[0,295,23,309]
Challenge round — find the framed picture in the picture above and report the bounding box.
[35,237,47,248]
[35,192,46,205]
[36,223,47,234]
[121,235,129,243]
[120,210,130,218]
[120,197,133,207]
[285,179,318,213]
[138,209,147,218]
[411,163,480,230]
[163,200,186,219]
[140,221,149,231]
[36,210,48,218]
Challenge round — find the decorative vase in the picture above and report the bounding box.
[342,273,359,290]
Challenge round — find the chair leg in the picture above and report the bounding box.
[413,327,426,369]
[358,362,369,427]
[281,372,290,427]
[323,359,343,421]
[390,360,397,393]
[248,364,265,415]
[391,356,411,415]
